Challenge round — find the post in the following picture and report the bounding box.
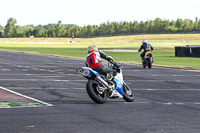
[72,32,74,39]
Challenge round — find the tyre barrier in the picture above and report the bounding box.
[175,45,200,57]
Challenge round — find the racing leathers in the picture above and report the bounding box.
[138,43,154,60]
[85,50,118,80]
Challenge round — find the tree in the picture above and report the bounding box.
[153,18,163,33]
[113,22,119,34]
[87,25,94,36]
[148,20,154,33]
[52,31,56,37]
[168,21,178,33]
[143,21,150,33]
[33,27,47,37]
[72,25,81,37]
[194,17,198,31]
[189,20,194,32]
[99,23,107,36]
[197,20,200,32]
[132,21,139,33]
[176,19,184,32]
[80,26,87,37]
[1,17,199,38]
[0,26,5,37]
[182,19,191,32]
[162,20,170,33]
[4,18,17,37]
[92,25,99,36]
[107,22,115,35]
[56,21,65,37]
[139,21,144,33]
[122,21,130,34]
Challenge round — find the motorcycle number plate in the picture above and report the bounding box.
[77,68,90,77]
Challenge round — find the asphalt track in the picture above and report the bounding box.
[0,50,200,133]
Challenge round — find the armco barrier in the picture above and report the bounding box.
[175,46,200,57]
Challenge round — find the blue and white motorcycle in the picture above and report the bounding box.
[77,63,134,104]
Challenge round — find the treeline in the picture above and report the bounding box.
[0,17,200,38]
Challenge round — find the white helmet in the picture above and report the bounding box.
[142,40,147,44]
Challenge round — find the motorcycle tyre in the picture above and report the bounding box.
[142,60,146,68]
[86,80,108,104]
[143,64,146,68]
[123,82,134,102]
[148,60,152,69]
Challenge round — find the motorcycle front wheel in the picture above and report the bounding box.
[142,60,146,68]
[86,80,108,104]
[123,82,134,102]
[148,59,152,69]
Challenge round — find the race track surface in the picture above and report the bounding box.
[0,50,200,133]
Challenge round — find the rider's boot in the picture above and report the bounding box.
[141,56,144,62]
[106,74,115,93]
[142,58,145,64]
[106,73,114,85]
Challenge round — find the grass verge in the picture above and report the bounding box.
[0,45,199,70]
[0,34,200,70]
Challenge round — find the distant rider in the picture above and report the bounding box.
[86,45,120,84]
[138,40,154,60]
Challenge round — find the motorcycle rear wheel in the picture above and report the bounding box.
[123,82,134,102]
[86,80,108,104]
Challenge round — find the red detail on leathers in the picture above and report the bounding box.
[86,52,102,69]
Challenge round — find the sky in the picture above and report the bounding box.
[1,0,200,27]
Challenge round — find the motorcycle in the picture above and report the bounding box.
[142,51,153,69]
[77,63,134,104]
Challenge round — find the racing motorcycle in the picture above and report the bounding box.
[142,51,153,69]
[77,63,134,104]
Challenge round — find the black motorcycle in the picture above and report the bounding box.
[142,51,153,69]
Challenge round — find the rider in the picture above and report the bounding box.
[86,45,120,84]
[138,40,154,60]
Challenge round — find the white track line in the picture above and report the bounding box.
[150,75,200,77]
[133,89,200,91]
[126,80,200,82]
[0,86,53,107]
[126,101,200,105]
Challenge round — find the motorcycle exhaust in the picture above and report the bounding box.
[96,76,109,89]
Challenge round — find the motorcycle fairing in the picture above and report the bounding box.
[111,70,124,97]
[112,78,123,97]
[77,67,98,79]
[144,51,152,57]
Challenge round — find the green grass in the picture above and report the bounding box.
[0,47,86,59]
[102,50,200,69]
[0,45,199,69]
[0,34,200,70]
